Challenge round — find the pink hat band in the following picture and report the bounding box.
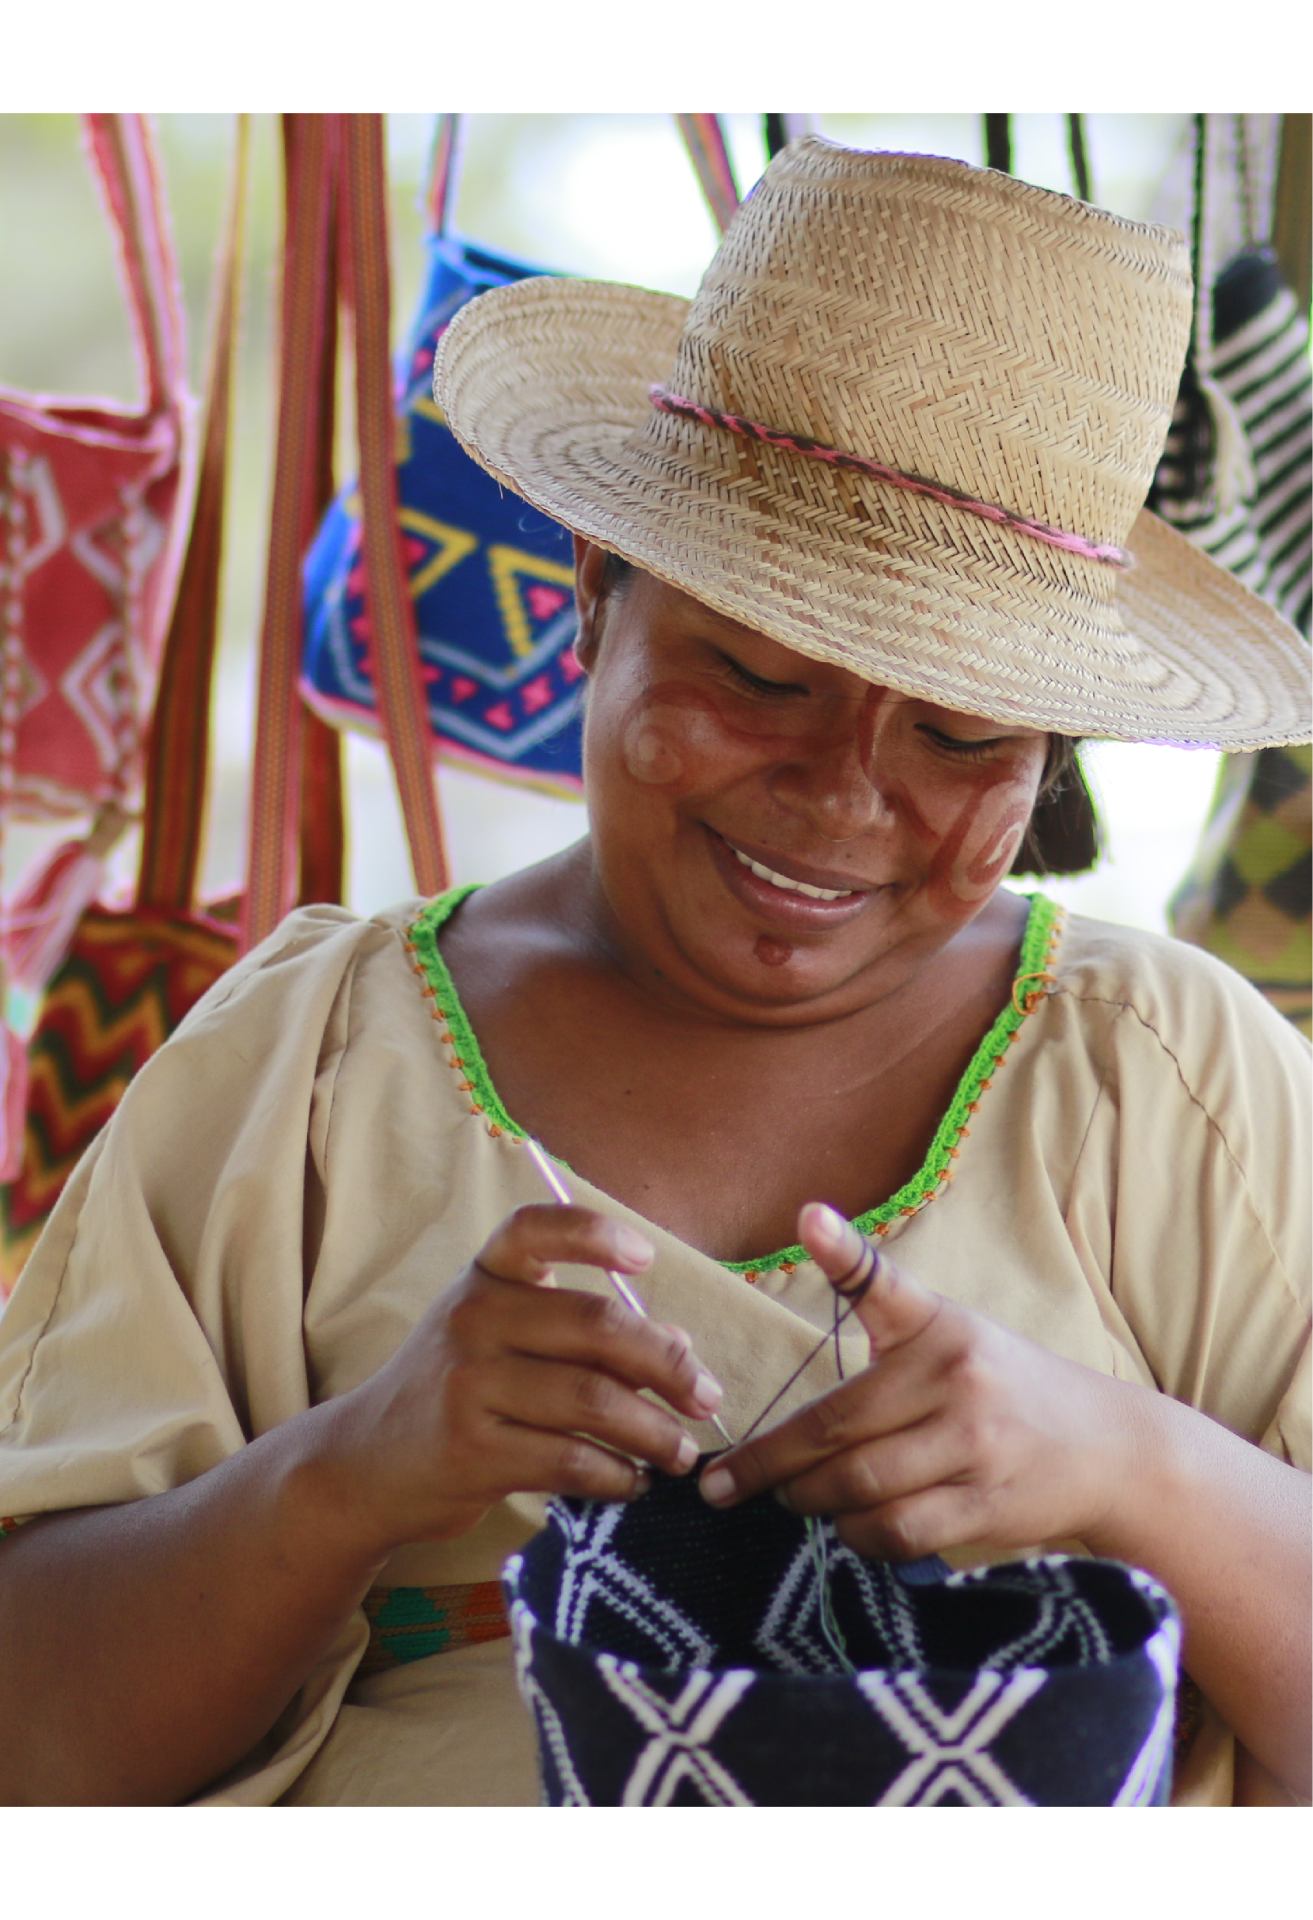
[648,384,1135,571]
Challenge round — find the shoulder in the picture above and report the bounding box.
[1048,909,1309,1277]
[1051,908,1310,1078]
[171,899,433,1047]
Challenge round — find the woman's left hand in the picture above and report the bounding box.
[699,1203,1134,1559]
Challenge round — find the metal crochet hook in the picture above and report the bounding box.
[521,1134,734,1448]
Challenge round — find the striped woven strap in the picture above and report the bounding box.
[359,1579,509,1679]
[675,114,740,235]
[84,115,187,417]
[425,112,465,237]
[242,117,342,951]
[138,118,249,912]
[338,113,449,898]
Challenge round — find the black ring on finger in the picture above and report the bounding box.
[832,1236,879,1303]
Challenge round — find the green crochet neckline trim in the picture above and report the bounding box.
[407,887,1063,1277]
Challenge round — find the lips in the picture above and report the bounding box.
[704,827,879,929]
[715,830,873,895]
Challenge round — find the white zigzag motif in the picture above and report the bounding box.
[550,1503,714,1669]
[14,454,67,576]
[598,1658,755,1806]
[857,1669,1047,1805]
[754,1535,841,1675]
[508,1593,589,1806]
[754,1532,925,1674]
[1113,1575,1181,1807]
[58,620,133,772]
[944,1555,1117,1672]
[832,1542,927,1666]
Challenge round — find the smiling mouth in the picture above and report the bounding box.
[716,832,871,901]
[727,846,856,900]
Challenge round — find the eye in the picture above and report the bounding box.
[918,726,1009,761]
[716,651,808,698]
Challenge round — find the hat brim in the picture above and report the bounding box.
[434,276,1310,751]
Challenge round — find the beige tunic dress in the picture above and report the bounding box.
[0,888,1308,1806]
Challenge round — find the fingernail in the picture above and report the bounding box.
[675,1433,699,1472]
[807,1202,848,1251]
[614,1227,655,1269]
[628,1468,652,1500]
[700,1465,735,1507]
[691,1369,723,1413]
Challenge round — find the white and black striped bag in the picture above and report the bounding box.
[1148,115,1311,639]
[1150,246,1311,638]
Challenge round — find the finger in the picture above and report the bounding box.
[798,1204,943,1353]
[776,1414,965,1518]
[473,1277,724,1427]
[832,1481,992,1561]
[477,1418,655,1506]
[474,1203,656,1289]
[484,1354,702,1478]
[699,1362,942,1508]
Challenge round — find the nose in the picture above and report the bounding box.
[767,727,896,841]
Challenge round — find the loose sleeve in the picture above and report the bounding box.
[0,904,397,1800]
[1075,942,1311,1468]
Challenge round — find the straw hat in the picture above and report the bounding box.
[434,137,1310,750]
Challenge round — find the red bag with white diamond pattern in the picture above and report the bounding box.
[0,115,190,1173]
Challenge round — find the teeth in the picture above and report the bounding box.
[729,845,855,901]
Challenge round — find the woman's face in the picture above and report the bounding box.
[573,545,1049,1023]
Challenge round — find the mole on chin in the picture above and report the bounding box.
[754,935,794,967]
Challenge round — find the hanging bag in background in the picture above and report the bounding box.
[301,114,745,802]
[1,118,351,1293]
[0,115,192,1174]
[0,116,189,824]
[301,114,587,799]
[1152,115,1312,1032]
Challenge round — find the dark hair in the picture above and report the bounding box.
[598,550,637,596]
[1014,736,1099,877]
[592,553,1099,876]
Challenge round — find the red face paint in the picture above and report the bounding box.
[754,936,795,966]
[921,766,1036,917]
[618,676,845,796]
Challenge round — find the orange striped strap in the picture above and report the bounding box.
[242,117,342,951]
[138,117,248,913]
[358,1579,508,1679]
[337,113,449,899]
[674,114,741,235]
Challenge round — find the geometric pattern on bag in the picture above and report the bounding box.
[0,900,237,1290]
[301,113,750,804]
[0,116,188,823]
[1170,743,1312,1033]
[1151,120,1312,1034]
[1150,250,1311,634]
[301,229,586,799]
[503,1469,1181,1807]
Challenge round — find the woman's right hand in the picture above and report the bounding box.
[319,1204,724,1554]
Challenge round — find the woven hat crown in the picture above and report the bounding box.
[433,136,1310,750]
[664,142,1195,566]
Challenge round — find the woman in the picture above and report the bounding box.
[0,138,1308,1807]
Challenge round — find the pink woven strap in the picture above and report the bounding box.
[84,115,187,416]
[650,384,1134,569]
